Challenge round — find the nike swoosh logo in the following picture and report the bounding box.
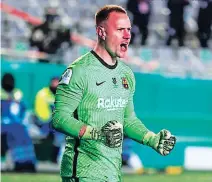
[96,81,106,86]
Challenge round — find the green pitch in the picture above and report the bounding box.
[1,172,212,182]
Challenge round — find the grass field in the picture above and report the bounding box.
[1,172,212,182]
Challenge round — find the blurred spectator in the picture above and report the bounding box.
[29,7,71,63]
[1,73,36,172]
[1,73,23,101]
[29,7,95,63]
[197,0,212,48]
[34,77,64,163]
[34,77,59,124]
[127,0,152,46]
[165,0,190,47]
[1,73,22,161]
[122,138,144,174]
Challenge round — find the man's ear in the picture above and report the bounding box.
[97,26,106,40]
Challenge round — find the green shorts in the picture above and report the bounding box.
[61,177,108,182]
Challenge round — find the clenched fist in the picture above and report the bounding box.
[143,129,176,156]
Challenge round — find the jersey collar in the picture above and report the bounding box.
[91,50,118,69]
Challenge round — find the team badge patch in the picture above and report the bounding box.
[59,69,72,84]
[122,77,129,89]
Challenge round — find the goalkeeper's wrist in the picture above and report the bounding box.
[78,125,100,140]
[142,131,158,149]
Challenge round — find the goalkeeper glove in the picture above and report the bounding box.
[79,120,123,148]
[142,129,176,156]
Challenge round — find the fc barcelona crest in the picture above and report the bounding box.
[122,77,129,89]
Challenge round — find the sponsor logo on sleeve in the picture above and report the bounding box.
[59,69,72,85]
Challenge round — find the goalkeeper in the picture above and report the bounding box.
[52,5,176,182]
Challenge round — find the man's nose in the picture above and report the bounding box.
[123,30,131,39]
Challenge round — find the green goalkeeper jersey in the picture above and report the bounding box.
[52,51,148,181]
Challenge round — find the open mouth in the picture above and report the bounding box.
[120,43,128,52]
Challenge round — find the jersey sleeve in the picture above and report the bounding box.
[123,70,149,143]
[52,65,86,138]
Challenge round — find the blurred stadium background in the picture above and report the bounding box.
[1,0,212,182]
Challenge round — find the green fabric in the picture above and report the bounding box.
[61,177,75,182]
[123,69,149,142]
[53,51,147,181]
[142,131,158,149]
[52,64,87,137]
[61,177,110,182]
